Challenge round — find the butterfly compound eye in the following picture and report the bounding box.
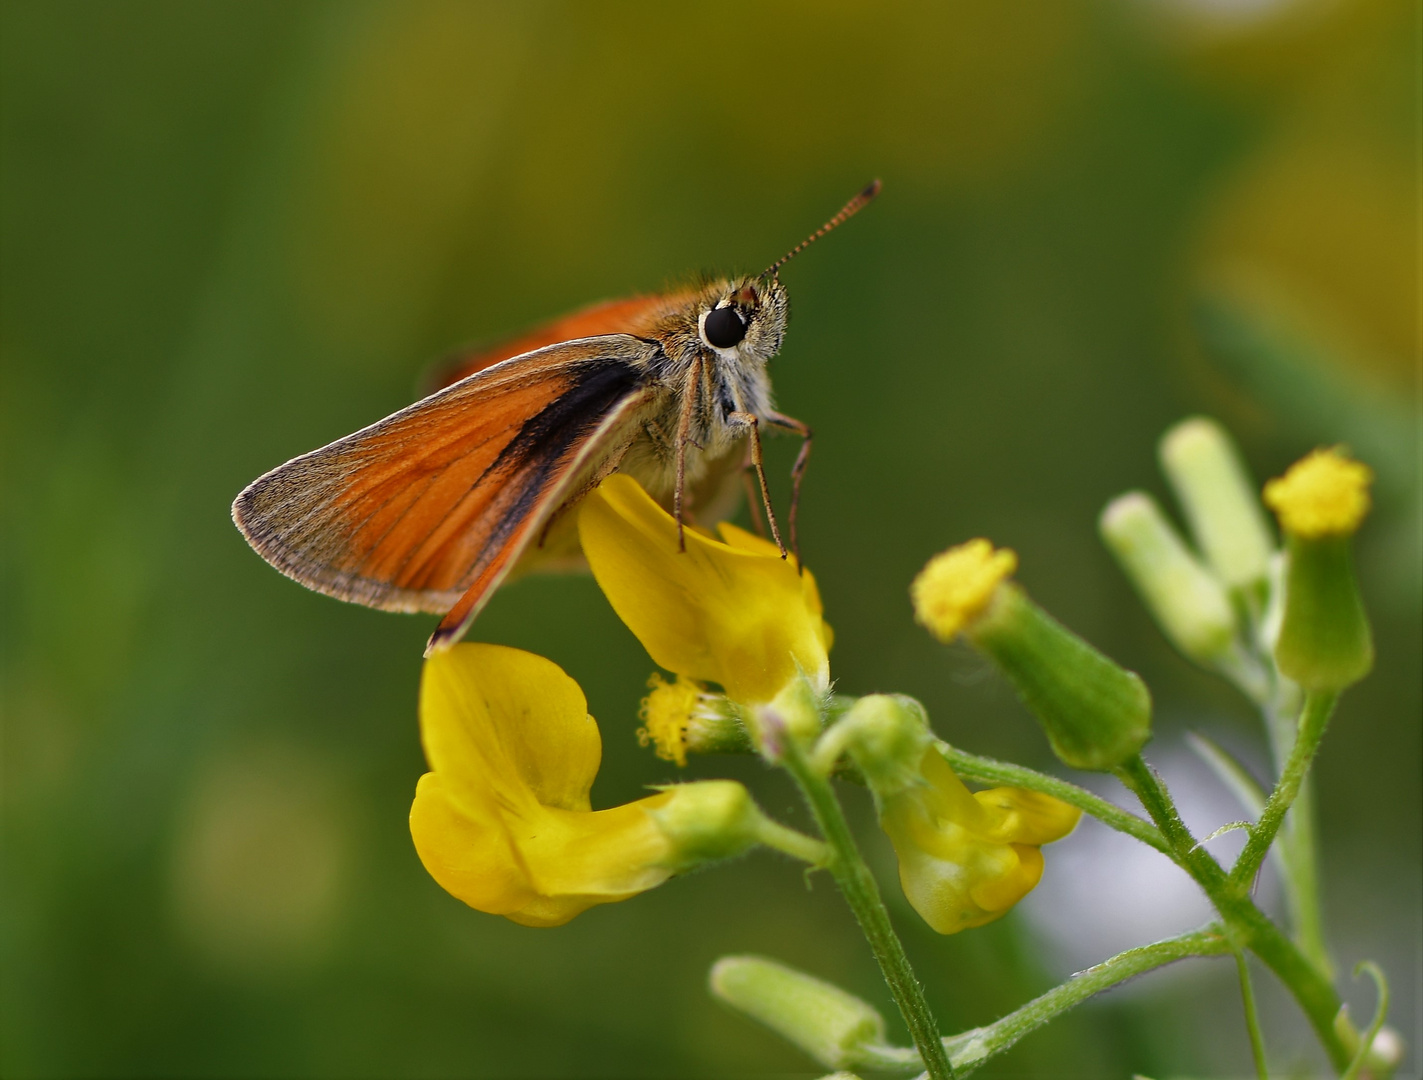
[703,306,748,349]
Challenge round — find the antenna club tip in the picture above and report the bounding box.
[861,178,882,199]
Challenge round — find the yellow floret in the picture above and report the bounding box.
[1263,448,1373,538]
[911,539,1018,643]
[638,674,699,767]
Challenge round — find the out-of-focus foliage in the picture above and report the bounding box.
[1,2,1415,1076]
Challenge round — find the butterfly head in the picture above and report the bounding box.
[696,275,789,365]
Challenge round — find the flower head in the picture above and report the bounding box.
[826,694,1079,933]
[885,748,1079,934]
[410,643,769,926]
[579,474,831,705]
[1263,447,1373,539]
[638,674,749,766]
[1263,448,1374,690]
[911,539,1017,642]
[913,541,1152,771]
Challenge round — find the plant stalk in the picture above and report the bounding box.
[781,740,956,1080]
[942,927,1231,1075]
[1232,690,1337,892]
[1234,948,1270,1080]
[1116,754,1352,1072]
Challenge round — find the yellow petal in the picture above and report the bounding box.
[972,787,1082,846]
[413,643,680,926]
[968,844,1044,914]
[579,475,830,704]
[518,797,675,900]
[718,523,834,653]
[876,751,1075,934]
[420,644,601,816]
[409,772,537,916]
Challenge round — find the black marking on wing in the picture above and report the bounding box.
[438,357,646,574]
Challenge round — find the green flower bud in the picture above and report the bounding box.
[749,671,825,759]
[975,586,1152,771]
[709,955,887,1070]
[816,694,931,797]
[648,781,768,870]
[1264,449,1375,691]
[913,541,1152,771]
[1159,417,1275,589]
[1100,491,1237,663]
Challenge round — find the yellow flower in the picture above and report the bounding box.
[1263,447,1374,690]
[827,693,1080,934]
[911,539,1018,642]
[579,474,832,705]
[911,541,1152,771]
[880,748,1080,934]
[410,643,770,926]
[1263,447,1373,538]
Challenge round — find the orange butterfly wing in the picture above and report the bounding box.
[232,337,657,627]
[427,292,696,392]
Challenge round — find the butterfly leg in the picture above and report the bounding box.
[764,411,812,566]
[740,454,769,539]
[729,411,786,558]
[673,355,703,552]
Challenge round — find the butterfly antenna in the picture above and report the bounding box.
[762,179,881,277]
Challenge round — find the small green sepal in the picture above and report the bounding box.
[648,781,768,870]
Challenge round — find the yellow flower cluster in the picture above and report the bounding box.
[409,473,1075,933]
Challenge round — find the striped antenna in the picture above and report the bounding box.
[762,179,881,277]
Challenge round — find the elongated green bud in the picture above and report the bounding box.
[1100,492,1237,663]
[1160,417,1275,589]
[1264,448,1374,691]
[912,541,1152,771]
[709,956,887,1070]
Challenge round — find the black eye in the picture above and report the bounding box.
[703,306,747,348]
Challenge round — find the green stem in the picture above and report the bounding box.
[1115,756,1229,890]
[1340,961,1390,1080]
[1234,948,1270,1080]
[1116,754,1353,1073]
[780,740,956,1080]
[751,816,831,865]
[1231,691,1338,893]
[1258,689,1333,974]
[942,927,1231,1075]
[935,741,1170,855]
[1239,906,1351,1073]
[1280,773,1331,972]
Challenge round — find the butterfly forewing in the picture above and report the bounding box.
[233,337,656,617]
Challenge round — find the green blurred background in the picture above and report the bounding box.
[2,2,1417,1076]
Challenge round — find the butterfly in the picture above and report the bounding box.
[232,181,880,655]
